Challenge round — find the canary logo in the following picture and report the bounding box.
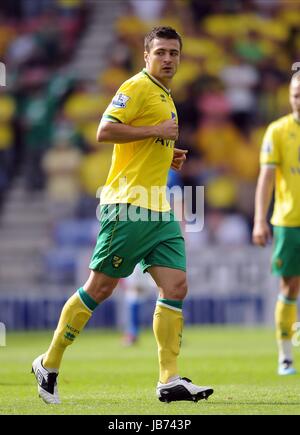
[112,255,124,269]
[275,258,283,268]
[0,62,6,87]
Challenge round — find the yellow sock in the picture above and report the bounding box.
[275,295,297,361]
[153,298,183,383]
[43,288,97,370]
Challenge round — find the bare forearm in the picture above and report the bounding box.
[97,122,160,143]
[254,168,275,223]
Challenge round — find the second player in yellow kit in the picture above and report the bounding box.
[253,74,300,376]
[260,113,300,227]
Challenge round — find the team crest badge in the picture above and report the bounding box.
[112,255,124,269]
[112,93,130,108]
[275,258,283,268]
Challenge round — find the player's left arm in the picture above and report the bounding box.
[171,148,188,171]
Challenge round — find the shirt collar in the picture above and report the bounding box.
[142,68,171,96]
[292,113,300,125]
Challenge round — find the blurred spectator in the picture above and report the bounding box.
[79,146,112,197]
[20,69,54,190]
[220,55,259,129]
[128,0,167,22]
[195,108,242,175]
[20,0,53,19]
[63,80,102,124]
[0,88,16,205]
[42,129,82,223]
[205,209,250,245]
[7,29,41,67]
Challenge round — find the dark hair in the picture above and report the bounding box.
[144,26,182,52]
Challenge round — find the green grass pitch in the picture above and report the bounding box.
[1,326,300,415]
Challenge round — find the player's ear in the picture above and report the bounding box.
[144,51,149,65]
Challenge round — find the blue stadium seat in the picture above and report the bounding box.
[44,248,77,284]
[53,218,97,247]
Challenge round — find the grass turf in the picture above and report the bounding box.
[0,326,300,415]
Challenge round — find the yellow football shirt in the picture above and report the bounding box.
[260,113,300,226]
[100,69,177,212]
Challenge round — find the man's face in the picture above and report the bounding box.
[144,38,180,85]
[290,81,300,114]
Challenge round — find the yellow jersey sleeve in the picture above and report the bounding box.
[102,78,147,125]
[260,123,281,166]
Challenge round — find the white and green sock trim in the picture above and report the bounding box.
[77,287,98,312]
[157,298,183,312]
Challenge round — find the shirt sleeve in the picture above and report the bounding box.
[260,123,281,166]
[101,79,146,125]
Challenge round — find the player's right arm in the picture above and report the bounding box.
[97,118,178,143]
[252,165,275,247]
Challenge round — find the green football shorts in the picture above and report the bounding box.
[272,226,300,276]
[89,204,186,278]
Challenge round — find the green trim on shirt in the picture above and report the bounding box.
[103,114,122,123]
[142,69,170,96]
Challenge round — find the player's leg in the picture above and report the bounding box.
[140,210,213,402]
[32,271,119,403]
[149,266,186,382]
[275,276,300,375]
[149,266,213,402]
[272,226,300,375]
[32,204,151,403]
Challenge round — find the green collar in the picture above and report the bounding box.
[142,69,171,96]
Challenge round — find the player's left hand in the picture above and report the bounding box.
[171,148,188,171]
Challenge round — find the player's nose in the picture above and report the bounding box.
[163,53,172,63]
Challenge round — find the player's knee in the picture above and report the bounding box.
[168,280,188,300]
[88,284,115,303]
[84,271,118,303]
[280,277,300,298]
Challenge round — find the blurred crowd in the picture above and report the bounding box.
[1,0,299,249]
